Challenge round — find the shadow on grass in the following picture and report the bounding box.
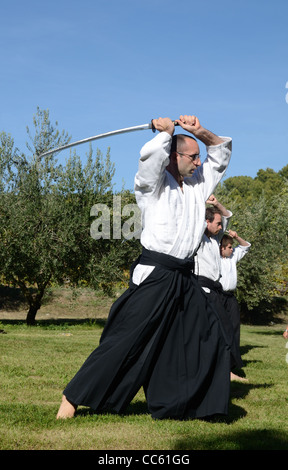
[76,400,150,419]
[249,328,287,336]
[239,344,266,370]
[0,284,54,311]
[76,382,272,424]
[173,428,288,450]
[0,285,27,311]
[75,401,249,429]
[230,381,272,402]
[0,318,108,328]
[240,343,265,356]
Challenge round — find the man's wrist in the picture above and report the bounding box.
[192,127,223,146]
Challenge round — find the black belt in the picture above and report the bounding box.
[197,276,223,293]
[197,276,235,297]
[137,247,195,274]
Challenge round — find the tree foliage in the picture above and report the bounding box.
[216,170,288,322]
[0,109,140,324]
[0,108,287,325]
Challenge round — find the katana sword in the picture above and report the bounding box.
[40,120,179,157]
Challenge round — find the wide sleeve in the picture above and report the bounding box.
[189,137,232,201]
[134,132,172,197]
[232,243,251,262]
[222,211,232,232]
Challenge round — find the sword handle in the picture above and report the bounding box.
[150,119,179,133]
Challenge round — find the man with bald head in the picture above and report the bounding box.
[57,115,233,421]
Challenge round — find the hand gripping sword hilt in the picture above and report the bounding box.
[150,119,179,133]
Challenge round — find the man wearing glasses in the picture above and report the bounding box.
[58,115,233,421]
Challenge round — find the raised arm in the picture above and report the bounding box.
[173,114,232,201]
[175,115,224,146]
[135,118,174,196]
[227,229,250,247]
[206,194,231,217]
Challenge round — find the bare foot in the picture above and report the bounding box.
[57,395,77,419]
[230,372,248,383]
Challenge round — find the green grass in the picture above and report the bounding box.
[0,320,288,450]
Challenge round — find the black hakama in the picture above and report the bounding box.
[197,276,243,370]
[63,249,231,420]
[222,291,243,367]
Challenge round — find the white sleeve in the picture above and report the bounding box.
[214,211,233,243]
[188,137,232,201]
[232,243,251,262]
[134,132,171,196]
[222,211,233,232]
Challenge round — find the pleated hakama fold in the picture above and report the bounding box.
[63,249,231,420]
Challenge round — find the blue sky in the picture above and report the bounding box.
[1,0,287,190]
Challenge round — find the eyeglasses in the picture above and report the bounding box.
[177,151,201,161]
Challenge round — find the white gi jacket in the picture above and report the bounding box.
[220,243,251,291]
[133,131,232,285]
[194,211,232,287]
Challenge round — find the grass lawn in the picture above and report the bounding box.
[0,287,288,451]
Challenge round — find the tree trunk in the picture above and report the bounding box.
[26,302,41,326]
[25,288,48,326]
[15,278,51,326]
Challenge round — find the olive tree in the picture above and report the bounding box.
[0,108,122,324]
[216,178,288,322]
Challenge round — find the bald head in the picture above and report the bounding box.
[171,134,197,155]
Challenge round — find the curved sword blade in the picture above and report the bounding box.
[39,120,179,157]
[40,122,152,157]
